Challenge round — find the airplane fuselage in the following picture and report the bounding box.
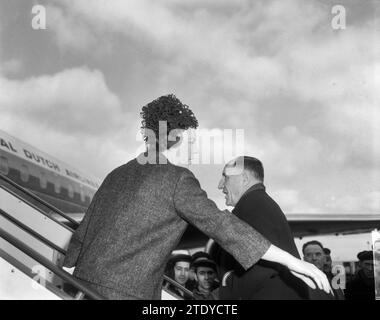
[0,130,100,214]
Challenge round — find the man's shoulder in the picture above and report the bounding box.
[235,189,296,249]
[347,274,365,288]
[238,189,283,215]
[240,188,270,202]
[192,288,215,300]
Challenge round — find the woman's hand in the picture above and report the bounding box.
[261,244,333,295]
[288,259,333,295]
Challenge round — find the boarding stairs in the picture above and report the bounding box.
[0,173,192,300]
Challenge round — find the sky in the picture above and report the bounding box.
[0,0,379,216]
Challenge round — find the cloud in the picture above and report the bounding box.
[270,189,320,213]
[46,5,99,52]
[329,191,380,213]
[0,65,132,178]
[0,59,23,76]
[0,117,135,179]
[244,126,323,179]
[45,0,378,122]
[0,67,124,136]
[0,0,379,213]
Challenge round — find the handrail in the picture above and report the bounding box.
[0,208,67,255]
[0,248,74,300]
[0,202,194,299]
[1,220,193,300]
[0,227,104,300]
[0,173,79,227]
[0,184,75,232]
[0,173,195,300]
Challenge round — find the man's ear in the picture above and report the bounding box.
[242,170,250,186]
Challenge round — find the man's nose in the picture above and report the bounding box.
[218,179,224,190]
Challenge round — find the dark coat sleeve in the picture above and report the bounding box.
[173,170,271,270]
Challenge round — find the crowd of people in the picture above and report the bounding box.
[303,241,375,300]
[165,242,376,300]
[164,252,219,300]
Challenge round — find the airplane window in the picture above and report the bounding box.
[40,172,47,189]
[0,156,9,175]
[68,184,74,198]
[54,174,61,193]
[80,186,85,202]
[20,164,29,182]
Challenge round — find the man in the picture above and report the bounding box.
[303,241,325,271]
[63,94,331,299]
[346,251,375,300]
[187,251,214,291]
[191,254,219,300]
[173,254,191,287]
[323,247,333,278]
[164,254,192,299]
[303,241,341,300]
[214,156,309,299]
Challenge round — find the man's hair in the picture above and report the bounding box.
[243,156,264,182]
[323,248,331,255]
[140,94,198,147]
[302,240,324,254]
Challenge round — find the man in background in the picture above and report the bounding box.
[164,254,193,299]
[346,251,375,300]
[188,251,216,291]
[303,241,326,271]
[323,247,333,278]
[303,241,343,300]
[191,254,219,300]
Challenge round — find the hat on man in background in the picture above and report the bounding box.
[192,254,217,272]
[169,253,192,265]
[357,250,373,262]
